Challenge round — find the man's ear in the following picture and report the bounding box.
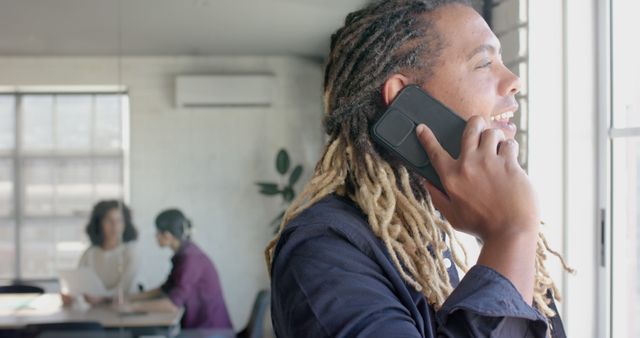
[382,74,411,106]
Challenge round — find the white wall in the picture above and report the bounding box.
[0,55,325,328]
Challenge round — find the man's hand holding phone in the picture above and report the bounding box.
[416,115,539,304]
[416,115,539,241]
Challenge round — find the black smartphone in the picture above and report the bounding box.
[371,85,467,194]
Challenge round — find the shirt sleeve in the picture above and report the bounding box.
[272,230,424,338]
[436,265,552,337]
[160,254,203,307]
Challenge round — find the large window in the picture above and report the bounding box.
[0,90,128,280]
[608,0,640,337]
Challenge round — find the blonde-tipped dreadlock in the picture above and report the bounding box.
[265,0,573,322]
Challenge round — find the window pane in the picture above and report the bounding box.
[55,159,92,217]
[16,92,127,279]
[56,95,92,149]
[20,220,55,279]
[22,95,54,150]
[23,159,54,216]
[94,95,122,149]
[94,158,123,200]
[21,218,88,279]
[0,159,14,217]
[0,221,15,279]
[611,137,640,338]
[54,219,89,272]
[612,0,640,127]
[0,95,15,150]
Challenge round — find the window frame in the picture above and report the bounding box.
[596,0,612,336]
[529,0,602,336]
[600,0,640,337]
[0,86,130,282]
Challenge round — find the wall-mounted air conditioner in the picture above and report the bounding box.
[175,74,274,108]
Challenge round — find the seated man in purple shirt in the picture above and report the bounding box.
[127,209,233,330]
[266,0,571,337]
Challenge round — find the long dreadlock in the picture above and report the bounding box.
[265,0,573,319]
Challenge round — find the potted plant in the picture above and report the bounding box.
[256,148,303,233]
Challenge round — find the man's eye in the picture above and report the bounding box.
[477,61,492,69]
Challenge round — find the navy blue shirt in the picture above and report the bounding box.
[270,194,566,337]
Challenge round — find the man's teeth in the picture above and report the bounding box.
[490,111,515,121]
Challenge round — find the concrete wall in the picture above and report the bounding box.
[0,55,325,328]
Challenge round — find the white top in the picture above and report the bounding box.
[78,241,139,295]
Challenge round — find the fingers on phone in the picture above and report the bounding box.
[479,128,506,154]
[416,124,453,172]
[461,116,485,155]
[498,138,520,162]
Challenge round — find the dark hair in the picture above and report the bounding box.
[322,0,471,199]
[86,200,138,246]
[155,209,192,241]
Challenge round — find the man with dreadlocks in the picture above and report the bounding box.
[266,1,571,337]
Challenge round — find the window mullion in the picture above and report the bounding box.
[52,95,58,217]
[13,94,22,281]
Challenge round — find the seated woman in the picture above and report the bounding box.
[126,209,233,330]
[62,200,140,305]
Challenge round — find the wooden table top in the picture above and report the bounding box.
[0,293,183,329]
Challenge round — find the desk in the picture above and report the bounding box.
[0,293,183,336]
[37,332,133,338]
[177,329,237,338]
[35,329,236,338]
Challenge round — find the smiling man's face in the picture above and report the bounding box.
[420,4,521,140]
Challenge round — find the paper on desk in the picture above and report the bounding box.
[58,267,110,297]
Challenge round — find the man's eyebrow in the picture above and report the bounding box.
[466,44,501,60]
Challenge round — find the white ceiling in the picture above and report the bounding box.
[0,0,370,58]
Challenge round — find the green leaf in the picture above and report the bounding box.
[289,165,303,186]
[276,149,290,175]
[256,182,280,195]
[282,186,295,202]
